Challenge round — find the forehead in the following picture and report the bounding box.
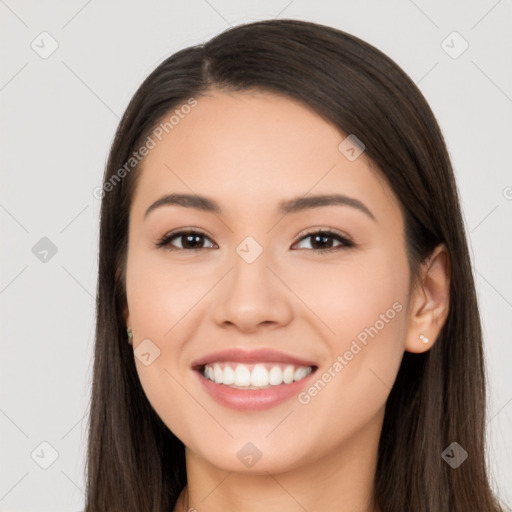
[130,89,400,225]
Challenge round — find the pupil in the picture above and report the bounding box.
[312,234,331,249]
[184,234,202,248]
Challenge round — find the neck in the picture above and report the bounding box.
[174,408,384,512]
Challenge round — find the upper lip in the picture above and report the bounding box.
[191,348,318,369]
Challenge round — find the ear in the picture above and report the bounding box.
[123,306,133,345]
[405,243,451,353]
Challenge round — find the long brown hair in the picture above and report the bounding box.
[85,19,504,511]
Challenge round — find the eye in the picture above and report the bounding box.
[156,227,355,254]
[292,228,354,254]
[156,229,216,251]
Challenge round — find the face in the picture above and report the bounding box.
[124,88,412,474]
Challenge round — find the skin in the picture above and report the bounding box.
[124,88,450,512]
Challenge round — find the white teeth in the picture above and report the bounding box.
[213,363,223,384]
[223,365,234,385]
[250,365,268,387]
[202,362,313,389]
[293,366,309,381]
[233,365,251,386]
[283,365,294,384]
[269,365,283,386]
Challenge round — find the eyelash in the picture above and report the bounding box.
[155,228,355,254]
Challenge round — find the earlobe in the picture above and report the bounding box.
[405,243,451,354]
[123,305,134,345]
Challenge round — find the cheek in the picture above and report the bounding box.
[125,247,212,340]
[125,249,216,441]
[281,259,409,459]
[287,247,410,402]
[279,245,410,346]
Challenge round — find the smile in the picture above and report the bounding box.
[202,362,313,389]
[191,347,319,411]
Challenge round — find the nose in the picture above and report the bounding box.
[213,251,293,334]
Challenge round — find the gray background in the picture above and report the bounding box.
[1,1,511,510]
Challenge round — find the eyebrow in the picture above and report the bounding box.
[144,193,376,221]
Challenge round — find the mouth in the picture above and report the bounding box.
[197,362,316,389]
[191,348,318,411]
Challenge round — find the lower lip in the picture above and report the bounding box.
[195,368,317,411]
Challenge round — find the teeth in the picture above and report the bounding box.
[283,365,294,384]
[234,365,251,386]
[202,362,313,389]
[293,366,310,381]
[223,365,234,385]
[214,364,223,384]
[250,365,268,387]
[269,366,283,385]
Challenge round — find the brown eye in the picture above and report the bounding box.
[156,230,215,251]
[293,229,354,253]
[156,228,354,254]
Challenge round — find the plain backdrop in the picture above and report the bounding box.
[1,1,511,511]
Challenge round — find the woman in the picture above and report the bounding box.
[85,19,504,511]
